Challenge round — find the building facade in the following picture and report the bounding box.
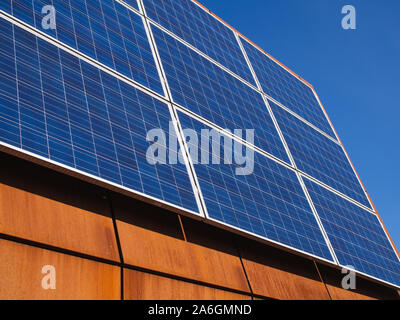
[0,0,399,299]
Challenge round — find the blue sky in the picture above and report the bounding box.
[200,0,400,248]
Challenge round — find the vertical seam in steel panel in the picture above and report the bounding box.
[313,260,333,300]
[107,193,125,300]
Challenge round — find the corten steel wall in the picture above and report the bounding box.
[0,152,399,300]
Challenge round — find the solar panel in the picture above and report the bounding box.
[141,0,256,86]
[1,0,398,290]
[177,110,334,262]
[240,37,336,138]
[270,100,372,209]
[117,0,139,11]
[0,18,200,215]
[1,0,163,94]
[152,24,291,164]
[304,177,400,288]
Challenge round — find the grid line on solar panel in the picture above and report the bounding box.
[151,24,291,165]
[176,110,334,262]
[265,95,340,145]
[304,177,400,288]
[240,36,336,138]
[0,17,200,214]
[270,100,372,210]
[140,0,256,86]
[1,0,163,95]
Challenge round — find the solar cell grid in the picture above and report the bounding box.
[141,0,256,86]
[1,0,163,94]
[241,37,336,138]
[177,110,334,262]
[152,24,291,164]
[117,0,139,11]
[0,18,199,214]
[1,0,399,290]
[305,178,400,287]
[270,100,372,209]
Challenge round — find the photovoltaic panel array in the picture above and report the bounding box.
[270,101,372,209]
[152,24,290,164]
[1,0,399,289]
[141,0,256,86]
[241,37,336,138]
[0,0,163,94]
[0,18,199,214]
[304,178,400,287]
[177,110,334,261]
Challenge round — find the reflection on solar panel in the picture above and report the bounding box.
[152,25,290,164]
[304,177,400,287]
[0,18,199,214]
[1,0,163,94]
[142,0,256,85]
[270,100,372,209]
[241,37,336,137]
[0,0,398,289]
[177,110,334,261]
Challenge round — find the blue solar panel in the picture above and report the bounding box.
[141,0,256,86]
[118,0,139,11]
[270,101,372,209]
[304,177,400,287]
[1,0,397,290]
[1,0,163,94]
[0,18,199,214]
[241,37,336,138]
[152,25,290,164]
[177,110,334,261]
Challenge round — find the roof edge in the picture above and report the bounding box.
[191,0,314,89]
